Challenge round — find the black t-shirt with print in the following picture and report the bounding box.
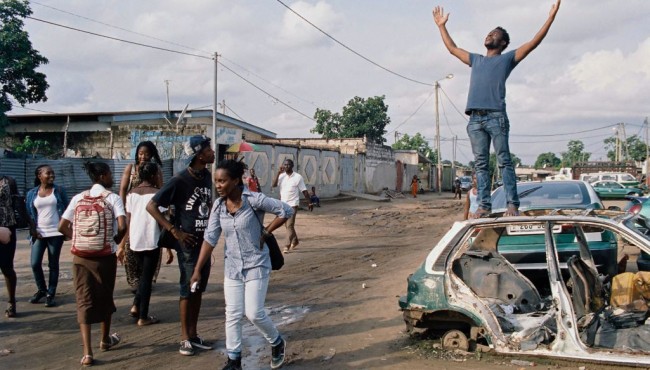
[152,168,212,239]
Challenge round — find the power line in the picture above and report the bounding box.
[274,0,433,87]
[510,124,616,137]
[386,88,434,134]
[30,1,214,57]
[27,16,213,60]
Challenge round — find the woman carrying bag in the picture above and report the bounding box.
[191,159,292,370]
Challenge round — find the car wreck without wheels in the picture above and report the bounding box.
[399,209,650,366]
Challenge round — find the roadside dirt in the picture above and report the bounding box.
[0,193,634,369]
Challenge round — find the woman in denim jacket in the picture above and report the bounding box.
[26,165,69,307]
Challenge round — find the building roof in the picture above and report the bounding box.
[7,109,276,138]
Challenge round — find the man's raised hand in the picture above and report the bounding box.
[433,6,449,27]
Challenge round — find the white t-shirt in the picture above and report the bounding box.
[126,192,165,252]
[277,172,307,207]
[62,184,126,253]
[34,192,62,237]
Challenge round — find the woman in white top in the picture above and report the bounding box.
[26,165,69,307]
[118,162,171,326]
[463,174,479,220]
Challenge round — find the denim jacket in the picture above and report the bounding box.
[26,184,69,241]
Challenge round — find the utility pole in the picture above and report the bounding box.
[394,131,400,144]
[645,117,649,186]
[452,135,457,177]
[433,74,453,193]
[212,52,219,183]
[164,80,171,114]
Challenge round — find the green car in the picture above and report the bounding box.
[591,180,643,199]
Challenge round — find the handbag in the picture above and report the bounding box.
[157,214,179,250]
[252,207,284,271]
[12,195,28,229]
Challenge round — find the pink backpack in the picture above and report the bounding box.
[71,190,114,257]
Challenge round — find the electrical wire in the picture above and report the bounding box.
[273,0,433,87]
[26,16,213,60]
[386,89,434,134]
[30,1,214,57]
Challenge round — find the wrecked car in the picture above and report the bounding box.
[399,209,650,366]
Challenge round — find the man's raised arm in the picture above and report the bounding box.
[514,0,561,62]
[433,6,470,66]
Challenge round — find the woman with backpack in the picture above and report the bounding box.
[191,159,293,370]
[117,162,167,326]
[58,162,126,367]
[119,141,164,293]
[26,164,69,308]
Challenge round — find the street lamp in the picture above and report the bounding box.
[435,73,454,193]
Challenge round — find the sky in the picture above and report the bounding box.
[10,0,650,165]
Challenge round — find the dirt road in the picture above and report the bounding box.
[0,193,630,369]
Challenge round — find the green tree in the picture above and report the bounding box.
[534,152,561,169]
[561,140,590,167]
[312,96,389,143]
[392,132,436,162]
[13,135,53,158]
[489,152,522,180]
[0,0,49,134]
[604,135,647,162]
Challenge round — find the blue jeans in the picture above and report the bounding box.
[466,111,519,211]
[30,235,64,296]
[224,275,280,359]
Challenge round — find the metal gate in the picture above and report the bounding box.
[340,155,354,192]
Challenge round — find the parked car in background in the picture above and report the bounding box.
[459,176,472,191]
[490,181,616,280]
[399,211,650,366]
[591,180,643,199]
[581,172,641,188]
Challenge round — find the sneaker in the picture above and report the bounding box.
[222,357,242,370]
[179,340,195,356]
[29,290,46,304]
[271,337,286,369]
[189,336,212,350]
[45,295,56,307]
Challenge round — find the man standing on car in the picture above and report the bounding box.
[433,1,560,218]
[272,158,312,253]
[146,135,215,356]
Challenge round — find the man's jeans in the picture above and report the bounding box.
[30,235,64,296]
[224,275,280,359]
[466,111,519,211]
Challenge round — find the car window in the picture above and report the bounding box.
[492,182,589,210]
[621,174,636,181]
[602,175,616,181]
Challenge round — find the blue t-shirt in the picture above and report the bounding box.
[465,50,518,114]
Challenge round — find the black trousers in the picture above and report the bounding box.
[132,248,161,319]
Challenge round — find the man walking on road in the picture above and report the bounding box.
[433,0,561,218]
[272,159,312,253]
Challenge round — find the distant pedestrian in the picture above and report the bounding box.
[118,162,170,326]
[146,135,215,356]
[247,168,261,192]
[433,0,560,217]
[26,165,69,307]
[309,186,320,208]
[463,175,479,220]
[119,141,164,293]
[411,175,419,198]
[58,162,127,367]
[191,159,292,370]
[272,159,313,253]
[454,177,462,199]
[0,172,21,318]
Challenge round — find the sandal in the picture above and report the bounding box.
[99,333,121,351]
[137,315,160,326]
[5,303,16,318]
[129,306,139,318]
[80,354,94,367]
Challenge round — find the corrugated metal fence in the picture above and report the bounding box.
[0,158,174,196]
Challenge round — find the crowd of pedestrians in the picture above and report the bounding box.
[1,135,309,369]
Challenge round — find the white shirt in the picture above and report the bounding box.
[62,184,126,253]
[126,192,166,252]
[277,172,307,207]
[34,192,62,237]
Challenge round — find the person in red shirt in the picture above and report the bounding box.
[247,168,261,192]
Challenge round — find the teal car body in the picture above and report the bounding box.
[591,180,643,199]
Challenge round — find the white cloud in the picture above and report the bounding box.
[275,1,342,49]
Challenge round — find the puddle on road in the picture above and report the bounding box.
[226,304,309,369]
